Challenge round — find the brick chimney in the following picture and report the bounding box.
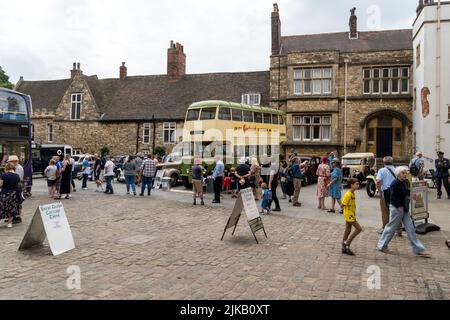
[120,62,127,80]
[70,62,82,79]
[349,7,358,39]
[271,3,281,55]
[167,41,186,81]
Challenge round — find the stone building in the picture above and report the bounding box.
[16,42,269,156]
[413,0,450,167]
[270,4,414,161]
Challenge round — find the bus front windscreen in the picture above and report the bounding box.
[0,91,28,121]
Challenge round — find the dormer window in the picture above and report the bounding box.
[242,93,261,106]
[70,93,82,120]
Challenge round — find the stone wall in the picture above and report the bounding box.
[272,48,414,160]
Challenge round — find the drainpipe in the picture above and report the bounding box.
[435,0,442,152]
[135,122,139,154]
[152,114,156,154]
[344,58,350,154]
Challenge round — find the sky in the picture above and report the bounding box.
[0,0,418,83]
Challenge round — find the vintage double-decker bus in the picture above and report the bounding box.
[180,100,286,188]
[0,88,33,194]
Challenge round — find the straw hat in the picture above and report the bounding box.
[7,155,19,162]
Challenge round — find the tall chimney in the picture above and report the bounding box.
[271,3,281,55]
[70,62,83,79]
[349,7,358,39]
[167,40,186,81]
[120,62,127,80]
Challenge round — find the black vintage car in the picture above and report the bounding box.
[299,156,322,186]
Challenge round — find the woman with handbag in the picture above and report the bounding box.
[316,157,331,210]
[57,154,73,200]
[0,163,20,228]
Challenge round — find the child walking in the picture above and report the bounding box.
[260,183,272,214]
[230,167,238,198]
[341,178,363,255]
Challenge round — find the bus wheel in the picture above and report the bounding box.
[182,176,192,189]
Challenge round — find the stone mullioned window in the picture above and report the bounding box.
[293,67,332,96]
[363,67,409,95]
[292,115,331,142]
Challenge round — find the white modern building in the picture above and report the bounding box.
[413,0,450,168]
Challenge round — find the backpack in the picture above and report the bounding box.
[263,189,272,201]
[409,159,420,176]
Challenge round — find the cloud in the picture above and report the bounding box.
[0,0,416,83]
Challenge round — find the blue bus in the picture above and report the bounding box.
[0,88,33,195]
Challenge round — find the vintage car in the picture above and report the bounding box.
[155,154,183,188]
[341,152,377,197]
[299,156,321,186]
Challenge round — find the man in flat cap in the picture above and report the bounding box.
[435,151,450,199]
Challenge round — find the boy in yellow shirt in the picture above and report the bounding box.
[341,178,363,255]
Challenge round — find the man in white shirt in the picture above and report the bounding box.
[376,156,401,236]
[104,156,115,194]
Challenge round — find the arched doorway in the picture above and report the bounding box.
[364,111,410,159]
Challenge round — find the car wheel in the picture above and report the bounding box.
[170,174,179,187]
[366,179,376,197]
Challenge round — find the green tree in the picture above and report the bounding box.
[154,146,166,157]
[0,66,14,89]
[100,146,110,156]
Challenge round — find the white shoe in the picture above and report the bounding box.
[7,223,12,228]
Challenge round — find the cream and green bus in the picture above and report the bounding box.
[180,100,286,188]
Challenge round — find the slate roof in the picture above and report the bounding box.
[16,71,270,121]
[16,78,72,112]
[281,29,412,54]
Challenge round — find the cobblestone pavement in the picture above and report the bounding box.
[0,181,449,300]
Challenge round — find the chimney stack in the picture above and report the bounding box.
[120,62,127,80]
[70,62,82,79]
[349,7,358,39]
[167,40,186,81]
[271,3,281,55]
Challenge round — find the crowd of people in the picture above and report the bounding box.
[2,148,448,255]
[42,153,159,198]
[190,148,447,257]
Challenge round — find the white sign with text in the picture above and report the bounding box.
[240,188,261,221]
[19,202,75,256]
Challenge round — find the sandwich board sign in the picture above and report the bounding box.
[154,170,165,189]
[19,202,75,256]
[221,187,267,244]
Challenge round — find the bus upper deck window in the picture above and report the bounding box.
[263,113,271,124]
[200,107,217,120]
[232,109,242,121]
[186,109,200,121]
[243,111,253,122]
[254,112,263,123]
[271,114,279,124]
[218,107,231,121]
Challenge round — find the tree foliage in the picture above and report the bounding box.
[154,146,166,157]
[0,66,14,89]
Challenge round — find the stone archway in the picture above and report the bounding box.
[360,109,411,160]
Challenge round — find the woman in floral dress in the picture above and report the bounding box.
[316,157,331,210]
